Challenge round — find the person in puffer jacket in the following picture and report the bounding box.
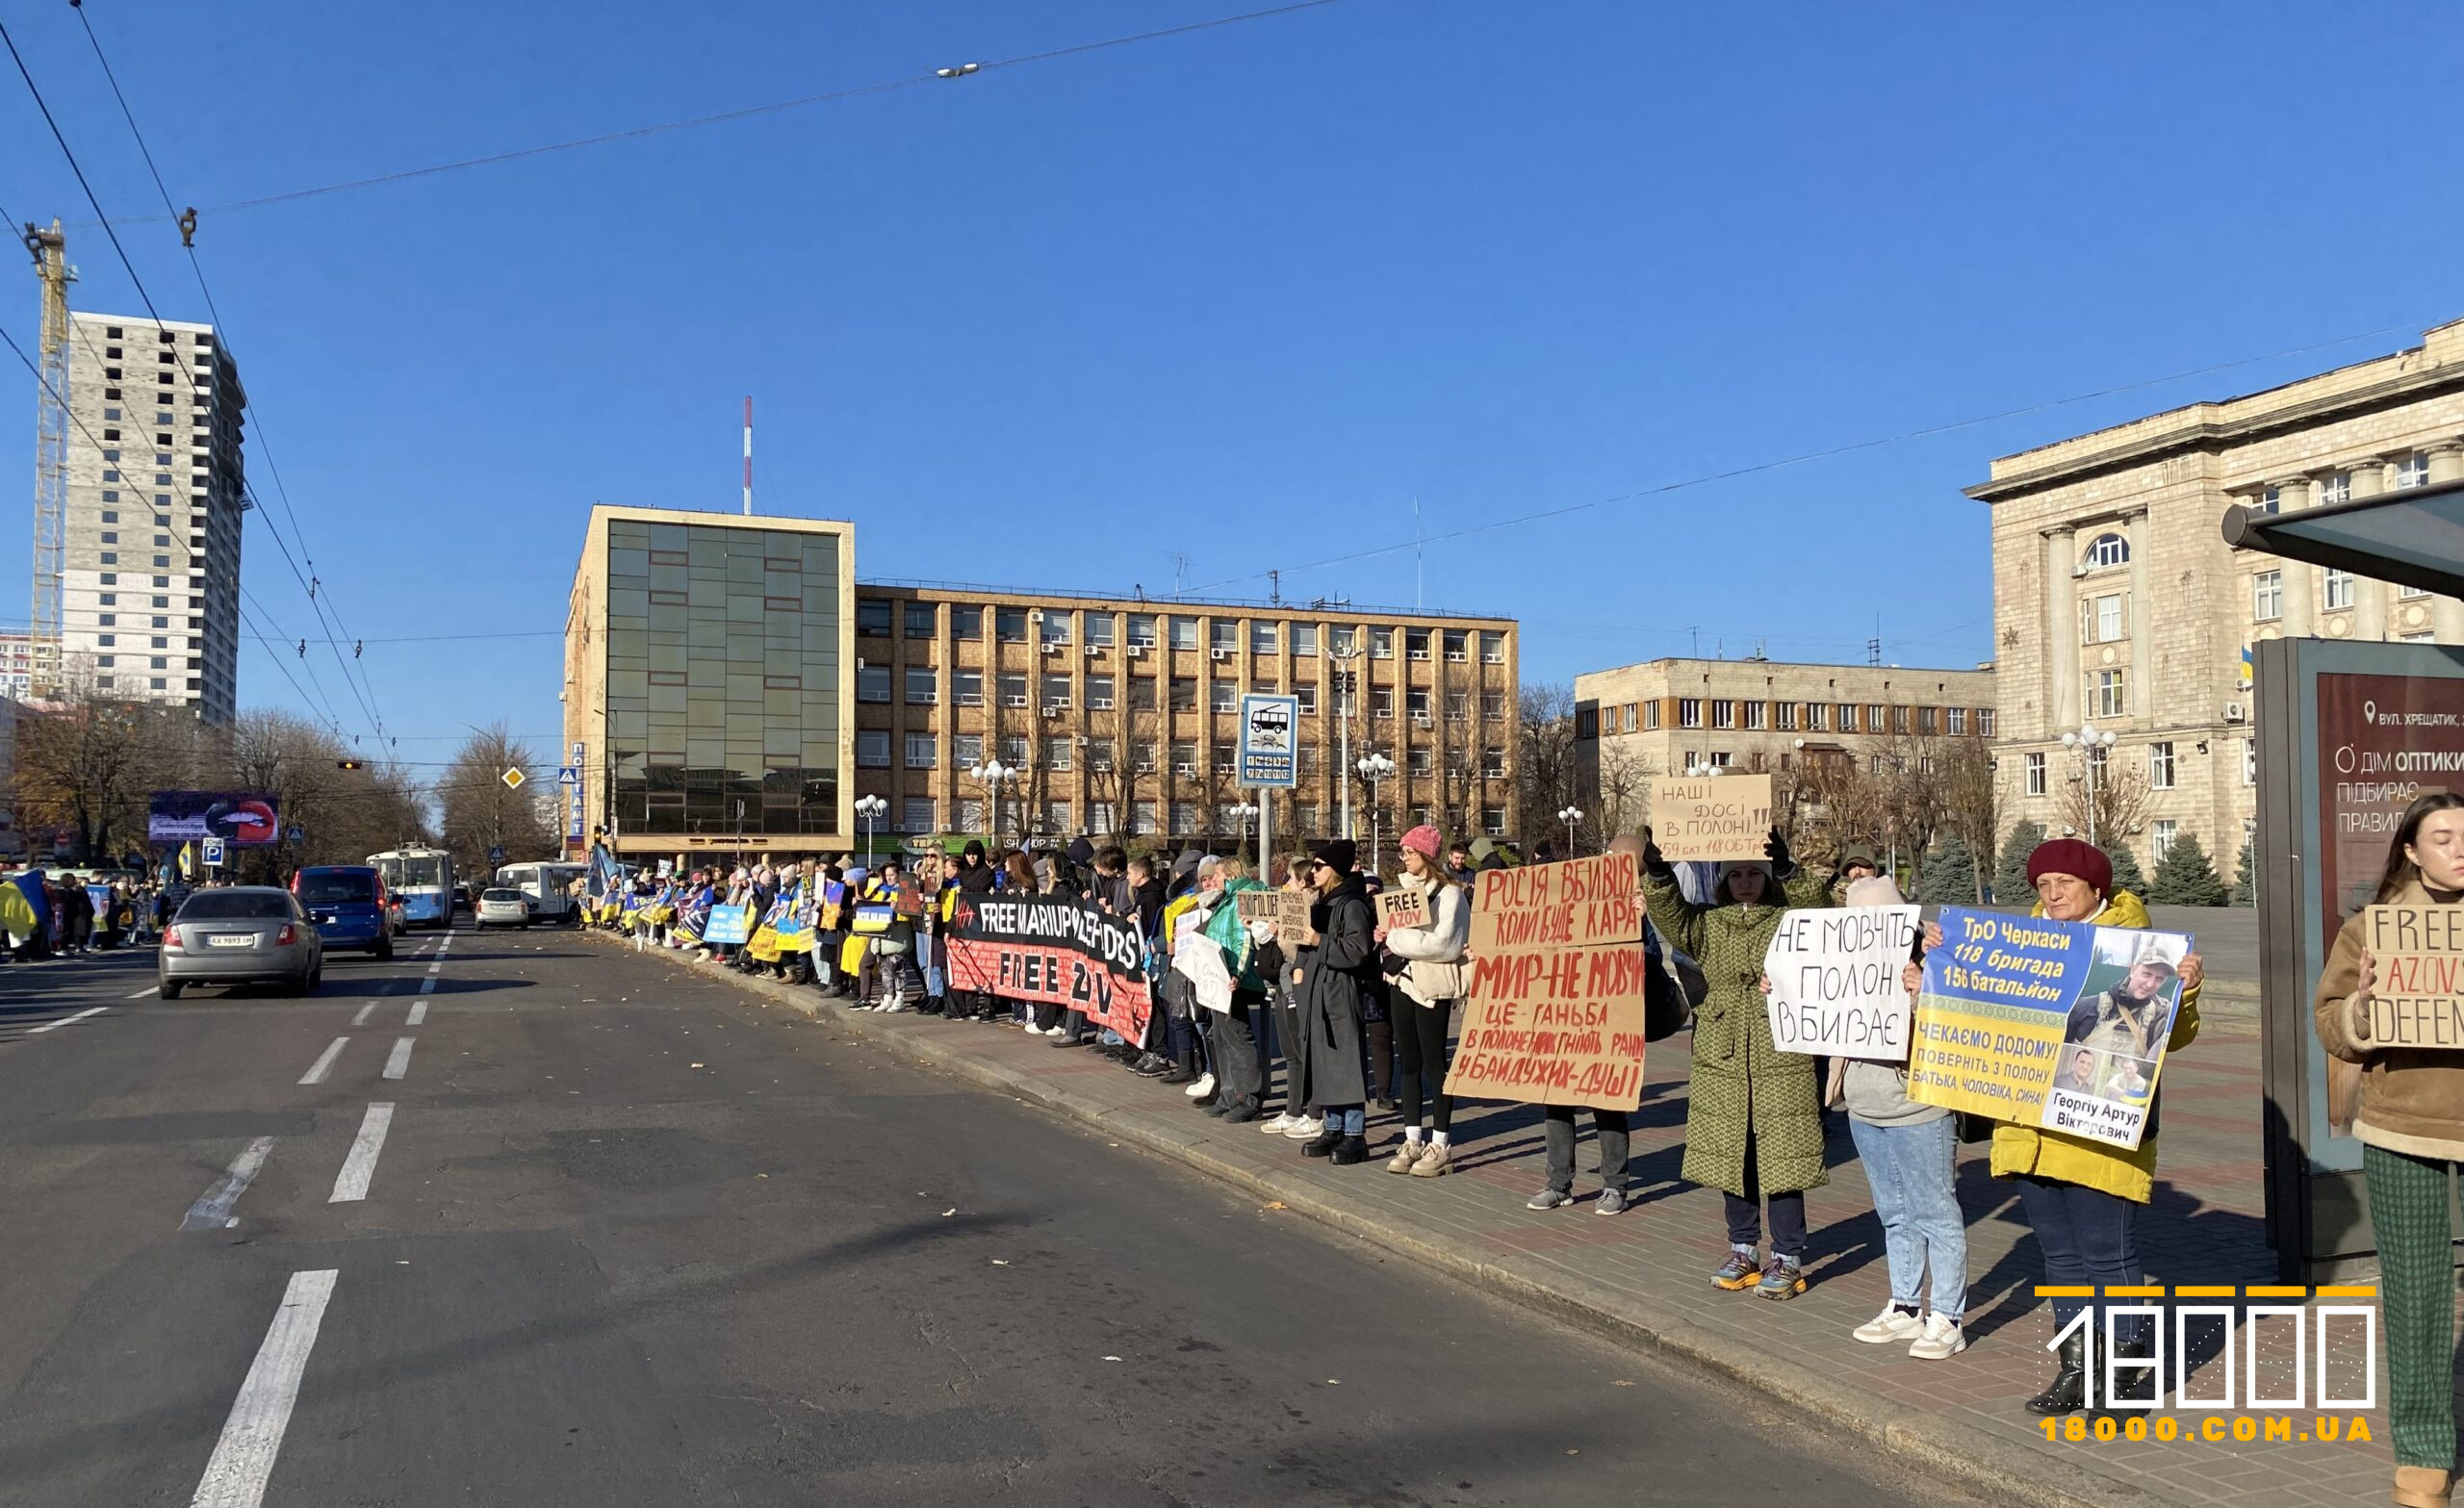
[1377,824,1470,1178]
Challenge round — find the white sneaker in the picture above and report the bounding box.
[1259,1112,1298,1135]
[1908,1313,1966,1360]
[1043,1025,1070,1038]
[1184,1072,1218,1099]
[1852,1306,1925,1345]
[1282,1114,1324,1140]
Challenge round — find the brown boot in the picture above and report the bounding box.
[2393,1466,2452,1508]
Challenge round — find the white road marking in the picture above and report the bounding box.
[417,976,436,995]
[404,1002,426,1027]
[297,1037,349,1086]
[382,1036,414,1080]
[181,1137,275,1232]
[188,1268,339,1508]
[127,985,159,999]
[349,1003,376,1027]
[328,1103,393,1203]
[28,1006,107,1035]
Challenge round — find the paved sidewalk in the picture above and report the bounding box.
[601,933,2392,1508]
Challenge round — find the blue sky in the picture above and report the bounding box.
[4,0,2460,769]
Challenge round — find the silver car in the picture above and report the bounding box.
[475,887,533,929]
[161,886,324,998]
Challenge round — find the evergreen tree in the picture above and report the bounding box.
[1920,837,1980,905]
[2232,838,2257,907]
[2101,838,2148,899]
[2148,833,2228,907]
[1993,820,2045,906]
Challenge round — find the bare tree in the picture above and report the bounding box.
[1938,733,1999,901]
[1514,682,1579,844]
[212,710,428,882]
[439,724,554,878]
[1591,740,1655,846]
[9,681,189,864]
[2057,746,2153,849]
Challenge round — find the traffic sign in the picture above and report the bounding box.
[500,767,526,790]
[200,836,225,868]
[555,766,580,785]
[488,845,505,864]
[284,825,304,844]
[1237,694,1299,788]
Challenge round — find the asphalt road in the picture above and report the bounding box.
[0,924,1981,1507]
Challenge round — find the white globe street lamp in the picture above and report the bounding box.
[2058,725,2118,845]
[1227,799,1260,856]
[1356,752,1395,873]
[854,793,887,856]
[970,760,1018,845]
[1557,805,1583,856]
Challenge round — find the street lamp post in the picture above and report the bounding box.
[1227,799,1259,859]
[1557,805,1583,856]
[854,794,887,859]
[970,760,1017,847]
[1328,637,1362,841]
[2059,723,2118,846]
[1356,751,1394,873]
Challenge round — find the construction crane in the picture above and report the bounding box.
[25,218,71,698]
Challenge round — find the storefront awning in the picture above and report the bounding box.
[2222,476,2464,599]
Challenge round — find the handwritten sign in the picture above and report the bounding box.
[2361,905,2464,1048]
[1445,852,1647,1111]
[1277,889,1313,942]
[1908,907,2192,1149]
[1236,890,1280,924]
[1762,905,1920,1060]
[1650,774,1775,862]
[1376,887,1429,931]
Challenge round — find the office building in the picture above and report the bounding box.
[1972,316,2464,869]
[564,506,857,858]
[847,584,1520,855]
[1573,656,1998,831]
[60,312,245,721]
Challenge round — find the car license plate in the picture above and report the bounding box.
[207,934,256,948]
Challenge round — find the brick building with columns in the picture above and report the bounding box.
[1972,316,2464,876]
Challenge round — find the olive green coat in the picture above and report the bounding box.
[1645,869,1833,1200]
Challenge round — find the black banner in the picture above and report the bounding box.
[946,892,1153,1042]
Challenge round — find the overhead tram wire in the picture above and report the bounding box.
[69,4,392,744]
[1182,318,2427,597]
[65,0,1357,229]
[0,317,349,739]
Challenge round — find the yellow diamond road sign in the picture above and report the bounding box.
[501,767,526,790]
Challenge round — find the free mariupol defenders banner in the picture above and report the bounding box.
[1909,907,2193,1149]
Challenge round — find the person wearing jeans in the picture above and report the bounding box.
[1531,1106,1629,1211]
[1288,840,1374,1165]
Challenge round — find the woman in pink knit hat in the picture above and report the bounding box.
[1377,824,1471,1176]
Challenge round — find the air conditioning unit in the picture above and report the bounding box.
[1042,704,1066,718]
[1089,698,1114,710]
[1210,649,1228,661]
[1126,645,1145,658]
[1084,643,1101,657]
[1041,642,1060,654]
[2222,701,2247,724]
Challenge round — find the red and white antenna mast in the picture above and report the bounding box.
[741,396,754,515]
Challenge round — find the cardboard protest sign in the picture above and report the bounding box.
[2359,906,2464,1047]
[1276,889,1313,942]
[1762,904,1920,1061]
[1648,775,1775,862]
[1236,890,1280,924]
[703,904,751,945]
[1375,887,1429,931]
[1908,907,2193,1149]
[946,892,1154,1042]
[1445,852,1648,1111]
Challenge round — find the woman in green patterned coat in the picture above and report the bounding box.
[1643,831,1832,1301]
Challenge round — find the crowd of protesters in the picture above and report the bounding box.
[1,869,172,962]
[573,794,2464,1497]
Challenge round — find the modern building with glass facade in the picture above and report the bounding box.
[563,506,856,858]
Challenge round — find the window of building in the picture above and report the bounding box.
[1744,701,1769,730]
[1087,738,1116,772]
[1447,691,1470,722]
[1677,698,1703,728]
[2245,738,2257,787]
[2152,819,2179,864]
[1252,621,1279,655]
[1371,627,1395,659]
[2400,579,2432,601]
[1372,687,1394,720]
[1201,619,1234,654]
[2084,532,2130,570]
[999,673,1029,707]
[2150,740,2175,790]
[1043,736,1072,771]
[1292,623,1319,657]
[951,605,982,641]
[1947,706,1967,736]
[2025,752,2046,797]
[1891,704,1912,733]
[2324,570,2355,611]
[1325,625,1356,657]
[1483,746,1506,779]
[855,600,892,636]
[1481,806,1506,836]
[1295,685,1318,716]
[905,667,937,704]
[1480,630,1507,664]
[1085,612,1116,647]
[1482,691,1505,721]
[1210,680,1238,713]
[1040,610,1073,647]
[2088,669,2125,718]
[954,733,984,768]
[1169,802,1196,835]
[2085,593,2124,643]
[999,733,1029,765]
[1169,616,1199,652]
[2252,570,2282,622]
[901,797,936,833]
[1406,688,1431,721]
[957,799,986,833]
[1826,703,1849,731]
[1979,709,1996,738]
[1295,744,1319,776]
[1866,704,1887,732]
[100,531,118,545]
[905,732,937,769]
[904,601,937,639]
[2319,472,2351,506]
[1131,801,1158,834]
[1408,747,1432,776]
[1133,742,1159,773]
[954,670,983,706]
[1444,629,1469,662]
[1130,677,1157,711]
[1168,676,1196,711]
[2397,451,2431,490]
[1169,740,1196,775]
[857,730,891,767]
[1087,674,1116,709]
[994,606,1028,643]
[1125,612,1158,650]
[1709,699,1734,728]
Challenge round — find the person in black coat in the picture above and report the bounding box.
[1292,839,1374,1165]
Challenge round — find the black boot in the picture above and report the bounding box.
[2092,1333,2157,1419]
[1159,1052,1201,1086]
[2025,1327,2091,1417]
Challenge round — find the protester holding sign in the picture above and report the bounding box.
[2314,791,2464,1508]
[1289,840,1376,1165]
[1643,830,1830,1299]
[1965,837,2202,1420]
[1377,825,1470,1178]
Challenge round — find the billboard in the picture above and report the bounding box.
[148,790,281,847]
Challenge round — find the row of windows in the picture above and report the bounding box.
[855,601,1511,663]
[1594,700,1993,737]
[855,728,1510,777]
[855,664,1511,720]
[2252,454,2437,515]
[873,797,1509,839]
[2020,738,2263,798]
[2249,567,2430,621]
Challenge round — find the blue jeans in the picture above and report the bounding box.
[1848,1114,1967,1318]
[1332,1106,1365,1137]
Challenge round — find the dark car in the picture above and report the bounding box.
[292,864,394,959]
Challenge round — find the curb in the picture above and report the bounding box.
[593,929,2162,1508]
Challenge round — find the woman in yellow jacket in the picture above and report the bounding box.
[1973,838,2203,1418]
[2315,791,2464,1508]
